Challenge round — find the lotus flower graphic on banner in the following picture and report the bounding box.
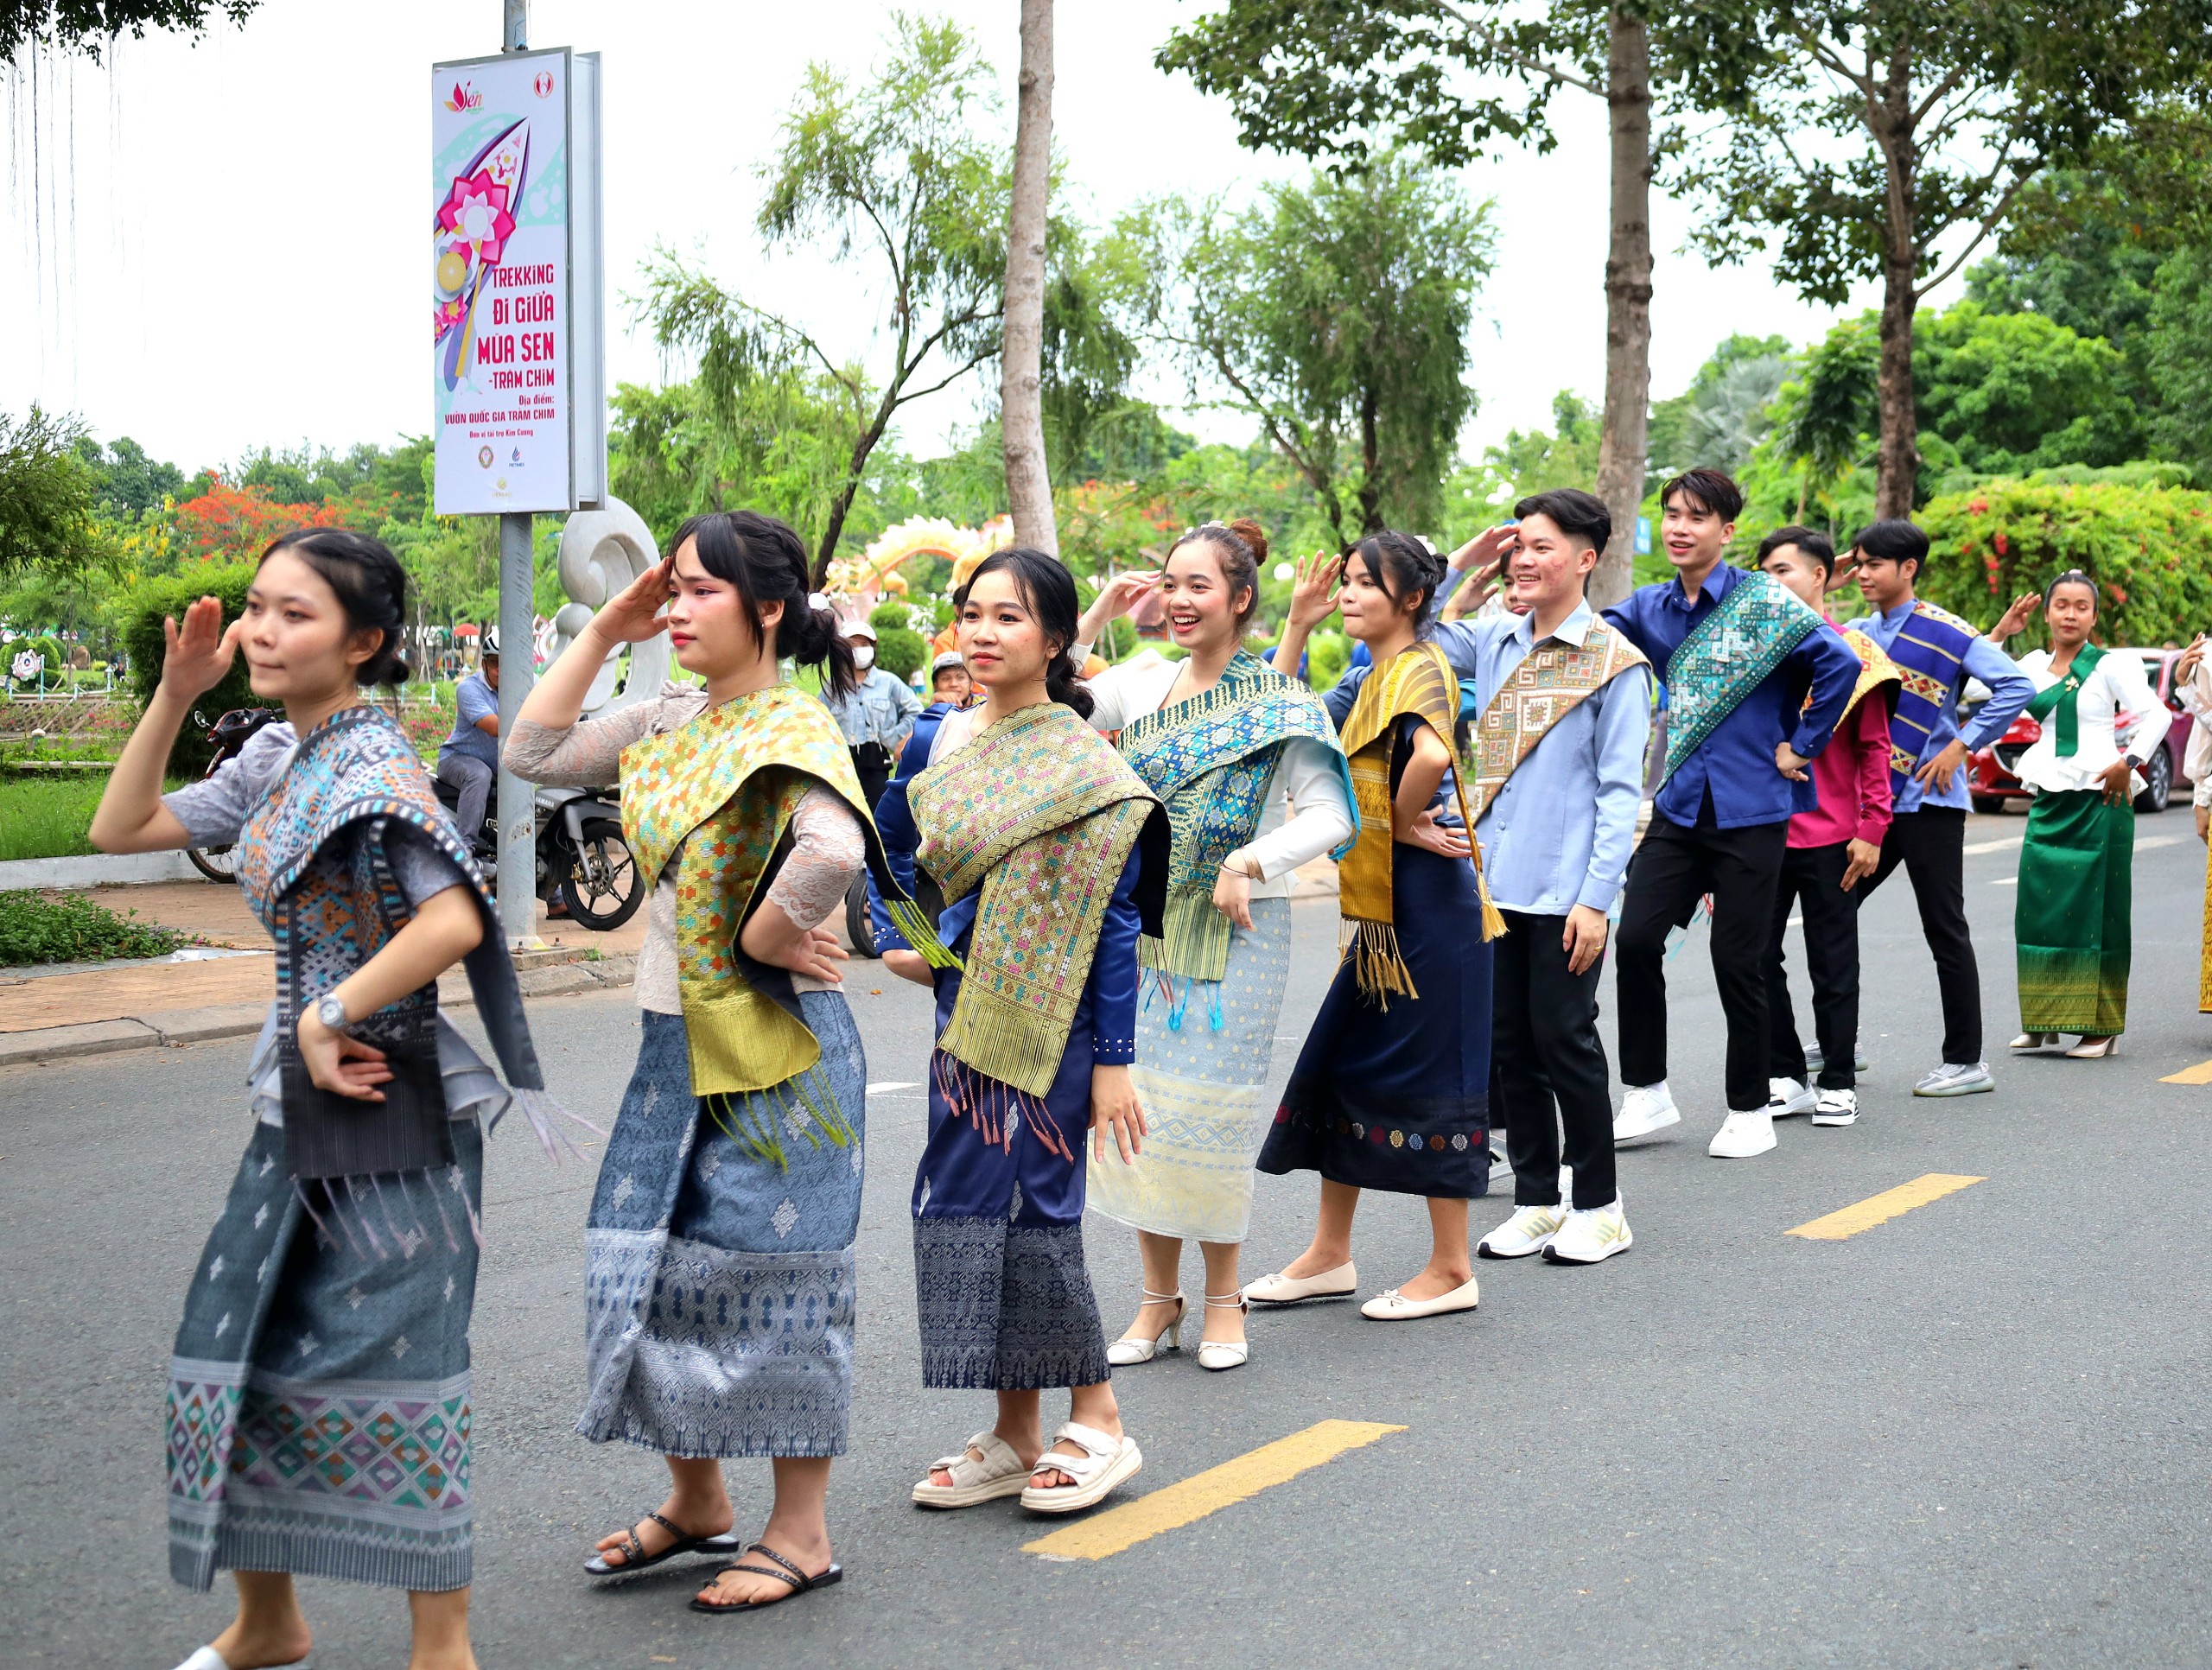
[433,118,531,393]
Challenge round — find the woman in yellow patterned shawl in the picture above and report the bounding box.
[1257,533,1504,1324]
[511,511,916,1616]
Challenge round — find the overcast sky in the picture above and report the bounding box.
[3,0,1959,479]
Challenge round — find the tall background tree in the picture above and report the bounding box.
[0,0,257,61]
[1001,0,1058,555]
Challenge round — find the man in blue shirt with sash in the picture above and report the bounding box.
[1843,518,2034,1096]
[1603,469,1861,1159]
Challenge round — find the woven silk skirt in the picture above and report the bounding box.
[577,998,865,1459]
[1088,897,1292,1243]
[1258,845,1492,1198]
[167,1119,485,1594]
[2017,789,2133,1036]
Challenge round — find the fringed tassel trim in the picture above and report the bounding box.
[931,1051,1070,1161]
[510,1086,607,1165]
[1476,867,1508,943]
[294,1166,468,1264]
[887,898,961,969]
[703,1063,855,1173]
[1338,917,1420,1011]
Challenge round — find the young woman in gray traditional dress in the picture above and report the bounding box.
[94,530,558,1670]
[1069,521,1355,1370]
[510,510,917,1614]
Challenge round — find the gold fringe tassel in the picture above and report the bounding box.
[1339,917,1420,1010]
[886,897,960,969]
[1476,867,1507,942]
[703,1063,855,1173]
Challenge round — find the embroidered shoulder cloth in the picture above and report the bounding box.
[1881,598,1983,789]
[2024,641,2107,757]
[1463,620,1649,824]
[1827,625,1904,732]
[1661,568,1826,781]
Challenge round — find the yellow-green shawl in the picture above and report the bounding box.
[910,702,1166,1099]
[1336,639,1504,1006]
[620,683,934,1160]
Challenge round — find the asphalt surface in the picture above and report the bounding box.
[9,810,2212,1669]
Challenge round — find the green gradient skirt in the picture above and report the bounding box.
[2016,789,2133,1036]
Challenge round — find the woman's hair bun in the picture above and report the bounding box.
[1225,518,1269,568]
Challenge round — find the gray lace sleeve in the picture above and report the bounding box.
[505,689,703,787]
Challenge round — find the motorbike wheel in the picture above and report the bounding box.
[557,816,645,930]
[2134,747,2172,814]
[187,844,241,883]
[843,874,880,958]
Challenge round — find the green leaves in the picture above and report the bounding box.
[0,406,113,583]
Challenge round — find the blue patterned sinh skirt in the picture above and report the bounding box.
[577,997,866,1458]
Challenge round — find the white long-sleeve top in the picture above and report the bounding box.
[2011,646,2173,797]
[1074,653,1355,893]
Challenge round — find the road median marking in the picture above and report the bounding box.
[1022,1419,1405,1561]
[2161,1059,2212,1085]
[1786,1173,1985,1241]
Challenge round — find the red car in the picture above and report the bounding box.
[1967,647,2195,815]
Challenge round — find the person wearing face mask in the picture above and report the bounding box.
[1985,572,2170,1059]
[823,617,922,814]
[1065,519,1357,1371]
[508,510,931,1616]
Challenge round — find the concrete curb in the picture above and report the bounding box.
[0,851,202,888]
[0,953,639,1069]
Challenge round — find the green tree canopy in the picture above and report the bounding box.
[0,406,111,581]
[1,0,257,62]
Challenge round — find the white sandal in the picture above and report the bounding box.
[911,1430,1032,1508]
[1197,1290,1249,1372]
[1019,1421,1143,1514]
[1106,1288,1185,1365]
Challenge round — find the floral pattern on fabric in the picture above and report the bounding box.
[1661,570,1825,781]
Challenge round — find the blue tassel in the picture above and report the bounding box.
[1167,978,1189,1032]
[1209,984,1225,1032]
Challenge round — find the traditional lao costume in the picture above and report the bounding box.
[1258,640,1504,1198]
[875,701,1166,1389]
[160,705,558,1595]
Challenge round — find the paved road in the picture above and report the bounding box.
[10,813,2212,1668]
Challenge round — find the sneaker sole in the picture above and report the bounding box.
[1612,1109,1681,1145]
[1810,1111,1859,1126]
[1476,1236,1554,1260]
[1769,1095,1816,1118]
[1913,1078,1994,1097]
[1543,1233,1632,1265]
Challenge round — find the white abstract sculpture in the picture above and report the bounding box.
[552,495,670,714]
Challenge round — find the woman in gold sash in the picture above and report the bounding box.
[510,510,914,1615]
[1260,532,1504,1321]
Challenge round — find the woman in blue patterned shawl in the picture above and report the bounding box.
[1069,522,1356,1372]
[93,530,560,1670]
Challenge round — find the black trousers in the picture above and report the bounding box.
[1616,810,1790,1111]
[1493,908,1616,1210]
[1853,806,1980,1064]
[851,744,893,818]
[1764,841,1860,1090]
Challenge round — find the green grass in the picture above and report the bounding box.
[0,772,182,861]
[0,888,183,965]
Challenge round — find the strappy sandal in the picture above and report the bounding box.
[1197,1290,1249,1371]
[1019,1420,1142,1514]
[1107,1287,1185,1365]
[690,1541,844,1614]
[582,1509,742,1576]
[911,1430,1033,1508]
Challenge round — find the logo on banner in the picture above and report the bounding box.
[532,70,555,98]
[478,446,494,468]
[510,447,525,467]
[444,80,482,111]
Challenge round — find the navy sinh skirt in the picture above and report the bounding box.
[1258,843,1492,1198]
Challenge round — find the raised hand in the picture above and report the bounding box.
[594,557,677,645]
[159,595,245,702]
[1285,550,1345,632]
[1989,590,2040,643]
[1447,524,1517,575]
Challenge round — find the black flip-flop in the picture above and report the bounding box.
[583,1510,742,1576]
[690,1542,845,1614]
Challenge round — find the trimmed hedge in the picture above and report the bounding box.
[119,564,259,774]
[1916,479,2212,649]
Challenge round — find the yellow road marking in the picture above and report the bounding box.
[1021,1419,1405,1561]
[1786,1173,1986,1241]
[2162,1059,2212,1085]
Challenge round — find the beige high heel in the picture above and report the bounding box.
[1197,1291,1249,1372]
[2064,1035,2119,1058]
[1106,1288,1185,1365]
[2010,1032,2060,1051]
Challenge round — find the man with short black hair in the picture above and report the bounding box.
[1842,518,2034,1095]
[437,638,500,845]
[1601,470,1862,1159]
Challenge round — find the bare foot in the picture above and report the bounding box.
[1277,1245,1353,1281]
[694,1533,834,1610]
[1395,1262,1475,1303]
[592,1492,734,1569]
[209,1616,313,1670]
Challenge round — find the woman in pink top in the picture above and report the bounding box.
[1757,528,1900,1132]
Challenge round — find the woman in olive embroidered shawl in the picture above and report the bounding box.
[1067,520,1356,1372]
[879,548,1169,1517]
[1258,533,1505,1323]
[510,511,920,1615]
[92,530,559,1670]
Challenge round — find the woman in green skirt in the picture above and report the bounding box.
[1987,571,2171,1059]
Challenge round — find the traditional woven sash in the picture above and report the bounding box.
[1661,569,1825,781]
[621,683,934,1160]
[236,704,558,1180]
[2024,642,2107,757]
[910,702,1166,1100]
[1463,619,1649,824]
[1336,639,1503,1006]
[1117,649,1352,985]
[1879,598,1982,791]
[1829,625,1904,730]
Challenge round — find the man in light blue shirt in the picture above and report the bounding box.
[1433,491,1652,1267]
[821,618,921,812]
[436,640,500,845]
[1843,519,2034,1095]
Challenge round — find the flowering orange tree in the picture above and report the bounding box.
[170,479,351,564]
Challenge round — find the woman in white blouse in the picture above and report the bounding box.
[1988,571,2171,1058]
[1069,521,1357,1370]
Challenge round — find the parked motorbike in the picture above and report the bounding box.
[435,776,645,931]
[184,706,283,881]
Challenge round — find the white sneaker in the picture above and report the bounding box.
[1805,1038,1872,1075]
[1543,1197,1633,1264]
[1477,1202,1567,1260]
[1613,1083,1681,1144]
[1914,1060,1993,1097]
[1707,1110,1777,1158]
[1811,1088,1858,1125]
[1767,1076,1815,1117]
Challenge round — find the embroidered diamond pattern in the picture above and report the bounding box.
[253,1202,270,1229]
[296,1332,319,1358]
[770,1198,800,1240]
[346,1286,366,1311]
[213,1311,232,1338]
[611,1173,636,1210]
[391,1334,411,1360]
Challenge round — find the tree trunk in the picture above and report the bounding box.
[1589,7,1653,608]
[1001,0,1058,556]
[1357,384,1383,536]
[1872,56,1920,520]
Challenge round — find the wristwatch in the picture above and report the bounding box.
[312,994,350,1032]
